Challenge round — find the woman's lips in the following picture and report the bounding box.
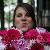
[22,23,27,27]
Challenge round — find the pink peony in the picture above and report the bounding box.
[42,32,50,44]
[31,43,44,50]
[0,30,8,44]
[0,29,21,44]
[0,30,8,39]
[6,29,21,43]
[24,29,38,39]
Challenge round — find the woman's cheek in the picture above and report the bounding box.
[27,18,33,24]
[15,18,21,24]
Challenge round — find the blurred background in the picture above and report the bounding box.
[0,0,50,31]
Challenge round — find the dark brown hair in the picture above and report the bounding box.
[13,3,36,28]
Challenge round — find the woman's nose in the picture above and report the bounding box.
[21,19,27,21]
[21,15,27,21]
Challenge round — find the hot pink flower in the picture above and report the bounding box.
[24,29,38,39]
[6,29,21,43]
[42,32,50,44]
[31,43,44,50]
[0,30,8,44]
[0,30,8,39]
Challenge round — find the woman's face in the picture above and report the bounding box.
[14,7,33,32]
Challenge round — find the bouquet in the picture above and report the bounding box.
[0,27,50,50]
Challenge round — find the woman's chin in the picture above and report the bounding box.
[20,28,29,32]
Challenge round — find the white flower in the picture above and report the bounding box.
[0,42,6,50]
[36,27,46,34]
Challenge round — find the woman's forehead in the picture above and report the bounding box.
[16,7,27,14]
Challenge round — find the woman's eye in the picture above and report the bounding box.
[25,13,30,17]
[17,15,21,17]
[16,13,22,17]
